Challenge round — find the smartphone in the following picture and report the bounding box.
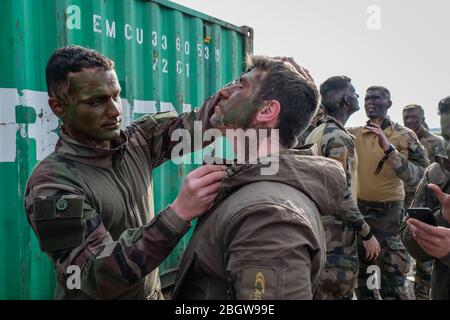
[407,208,437,226]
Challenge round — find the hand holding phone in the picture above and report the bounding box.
[406,208,437,226]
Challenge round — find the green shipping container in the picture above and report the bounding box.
[0,0,253,299]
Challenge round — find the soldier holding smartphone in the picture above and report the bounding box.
[401,96,450,300]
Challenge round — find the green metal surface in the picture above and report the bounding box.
[0,0,252,299]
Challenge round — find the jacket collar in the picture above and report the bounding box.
[364,116,394,137]
[55,131,128,168]
[324,115,355,139]
[416,126,429,140]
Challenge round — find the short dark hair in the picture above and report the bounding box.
[366,86,391,100]
[438,96,450,115]
[247,55,319,148]
[320,76,352,115]
[403,104,425,117]
[46,45,114,101]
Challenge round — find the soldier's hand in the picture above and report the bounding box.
[170,165,227,221]
[363,235,381,260]
[364,123,391,152]
[407,218,450,259]
[273,56,315,83]
[428,183,450,224]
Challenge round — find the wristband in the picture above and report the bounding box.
[374,145,396,175]
[361,230,373,241]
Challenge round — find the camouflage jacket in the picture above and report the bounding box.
[400,156,450,299]
[172,147,347,300]
[348,117,429,203]
[305,116,371,267]
[418,127,445,163]
[404,126,444,197]
[24,94,219,300]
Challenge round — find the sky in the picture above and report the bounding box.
[172,0,450,128]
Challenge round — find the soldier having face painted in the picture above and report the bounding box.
[172,56,347,300]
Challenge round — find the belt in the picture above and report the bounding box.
[357,199,404,209]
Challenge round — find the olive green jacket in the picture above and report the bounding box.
[172,146,347,300]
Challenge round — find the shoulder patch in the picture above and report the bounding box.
[241,267,276,300]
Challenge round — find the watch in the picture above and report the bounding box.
[384,144,396,156]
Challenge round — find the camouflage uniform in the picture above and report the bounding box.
[401,156,450,299]
[297,105,324,146]
[403,127,444,299]
[404,127,444,207]
[306,116,373,300]
[349,117,429,300]
[24,95,217,299]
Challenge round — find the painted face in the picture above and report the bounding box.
[440,113,450,159]
[63,68,122,147]
[403,109,423,133]
[210,68,264,131]
[364,89,390,120]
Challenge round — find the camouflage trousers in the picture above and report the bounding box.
[355,202,411,300]
[414,260,432,300]
[315,265,358,299]
[315,220,358,300]
[404,191,432,300]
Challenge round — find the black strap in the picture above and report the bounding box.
[374,145,396,175]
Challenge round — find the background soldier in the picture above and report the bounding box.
[403,104,445,206]
[401,96,450,300]
[348,86,429,299]
[306,76,380,299]
[402,103,445,299]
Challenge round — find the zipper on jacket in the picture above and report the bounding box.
[112,147,141,227]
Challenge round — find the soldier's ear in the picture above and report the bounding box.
[49,97,65,119]
[387,99,393,109]
[255,100,280,126]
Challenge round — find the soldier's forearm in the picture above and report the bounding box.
[339,193,372,237]
[385,151,423,188]
[68,208,190,299]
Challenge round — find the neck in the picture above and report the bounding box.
[233,129,286,164]
[369,116,385,126]
[331,109,350,126]
[416,126,425,136]
[63,126,111,149]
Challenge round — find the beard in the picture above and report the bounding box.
[210,112,225,128]
[209,102,260,131]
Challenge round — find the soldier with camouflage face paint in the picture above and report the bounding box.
[348,86,429,300]
[401,96,450,300]
[403,104,445,207]
[402,104,445,300]
[24,46,227,299]
[306,76,380,299]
